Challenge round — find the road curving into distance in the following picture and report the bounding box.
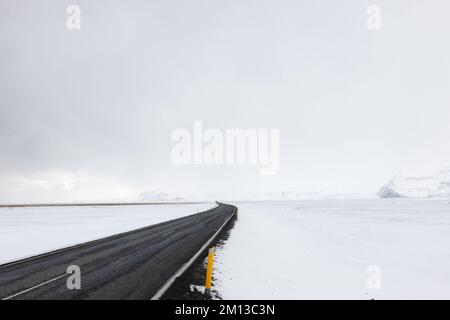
[0,202,237,300]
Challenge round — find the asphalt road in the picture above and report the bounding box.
[0,202,236,300]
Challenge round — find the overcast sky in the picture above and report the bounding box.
[1,0,450,203]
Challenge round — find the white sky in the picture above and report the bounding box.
[1,0,450,203]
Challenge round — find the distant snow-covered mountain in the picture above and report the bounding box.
[378,168,450,199]
[138,189,187,202]
[242,190,372,201]
[137,189,370,202]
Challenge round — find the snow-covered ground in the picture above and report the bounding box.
[213,199,450,299]
[0,203,213,264]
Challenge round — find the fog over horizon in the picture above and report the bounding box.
[1,0,450,203]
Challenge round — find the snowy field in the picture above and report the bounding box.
[213,199,450,299]
[0,203,214,264]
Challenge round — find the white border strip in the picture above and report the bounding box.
[150,206,236,300]
[2,273,68,300]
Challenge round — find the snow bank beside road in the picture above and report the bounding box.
[0,203,213,264]
[213,200,450,299]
